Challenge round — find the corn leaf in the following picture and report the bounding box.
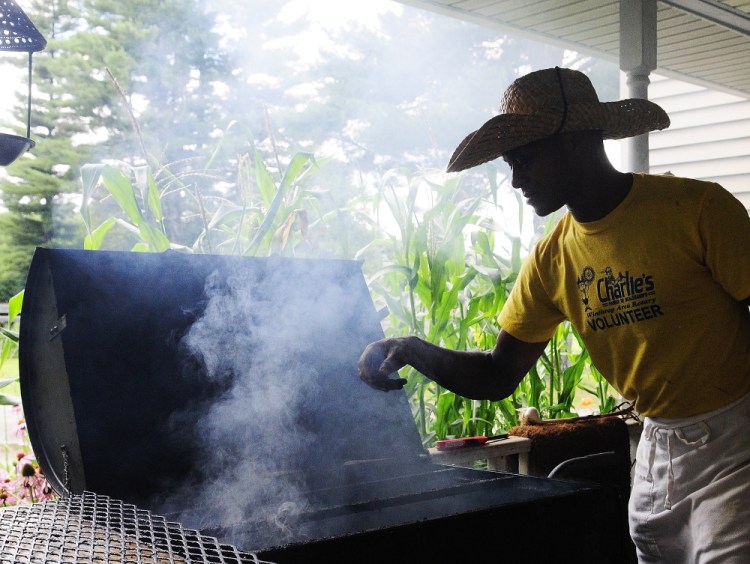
[8,290,23,321]
[80,163,105,230]
[137,222,171,252]
[102,166,144,227]
[84,218,117,250]
[0,325,18,342]
[145,168,164,222]
[0,393,20,406]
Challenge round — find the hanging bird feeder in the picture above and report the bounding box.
[0,0,46,166]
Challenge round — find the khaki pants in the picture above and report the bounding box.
[629,392,750,563]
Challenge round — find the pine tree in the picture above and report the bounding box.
[0,0,237,298]
[0,0,88,299]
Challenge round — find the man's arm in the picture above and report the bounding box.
[358,330,548,401]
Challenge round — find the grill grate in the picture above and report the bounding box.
[0,491,275,564]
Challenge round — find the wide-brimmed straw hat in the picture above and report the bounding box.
[447,67,670,172]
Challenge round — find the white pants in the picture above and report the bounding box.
[629,392,750,563]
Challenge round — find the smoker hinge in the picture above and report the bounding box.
[49,315,66,340]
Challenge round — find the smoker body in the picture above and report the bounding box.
[19,248,623,562]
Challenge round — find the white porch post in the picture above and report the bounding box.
[619,0,657,173]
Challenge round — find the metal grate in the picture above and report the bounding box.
[0,491,275,564]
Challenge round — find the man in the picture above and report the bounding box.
[358,67,750,563]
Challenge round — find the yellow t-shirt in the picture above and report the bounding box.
[498,173,750,418]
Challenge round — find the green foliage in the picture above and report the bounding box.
[0,138,621,455]
[0,0,241,299]
[74,135,622,447]
[580,363,619,415]
[81,164,171,252]
[358,165,619,445]
[0,290,23,405]
[0,135,87,300]
[0,0,624,455]
[358,166,512,443]
[0,242,33,301]
[79,137,325,256]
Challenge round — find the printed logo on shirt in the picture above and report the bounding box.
[577,265,664,331]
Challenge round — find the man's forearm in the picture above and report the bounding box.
[359,331,547,398]
[394,336,518,400]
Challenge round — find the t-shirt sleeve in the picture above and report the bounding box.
[699,184,750,302]
[497,249,566,343]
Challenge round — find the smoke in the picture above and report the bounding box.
[157,257,397,549]
[180,271,305,528]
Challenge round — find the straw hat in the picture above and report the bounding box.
[447,67,670,172]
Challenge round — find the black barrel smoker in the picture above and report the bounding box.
[18,248,624,563]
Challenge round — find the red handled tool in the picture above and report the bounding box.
[435,433,509,451]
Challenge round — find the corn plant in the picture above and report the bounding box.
[79,142,320,256]
[581,363,618,415]
[0,131,326,504]
[0,290,23,409]
[71,79,620,438]
[359,166,619,445]
[52,129,622,450]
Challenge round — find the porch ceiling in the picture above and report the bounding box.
[396,0,750,99]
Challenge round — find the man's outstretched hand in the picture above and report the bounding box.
[358,339,408,392]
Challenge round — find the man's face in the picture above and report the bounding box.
[502,134,573,217]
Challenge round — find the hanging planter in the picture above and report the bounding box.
[0,0,46,166]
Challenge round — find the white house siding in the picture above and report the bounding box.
[639,74,750,213]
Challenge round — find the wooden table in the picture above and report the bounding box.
[428,435,531,473]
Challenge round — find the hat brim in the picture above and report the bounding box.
[447,98,670,173]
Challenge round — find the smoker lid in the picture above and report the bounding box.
[20,248,424,509]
